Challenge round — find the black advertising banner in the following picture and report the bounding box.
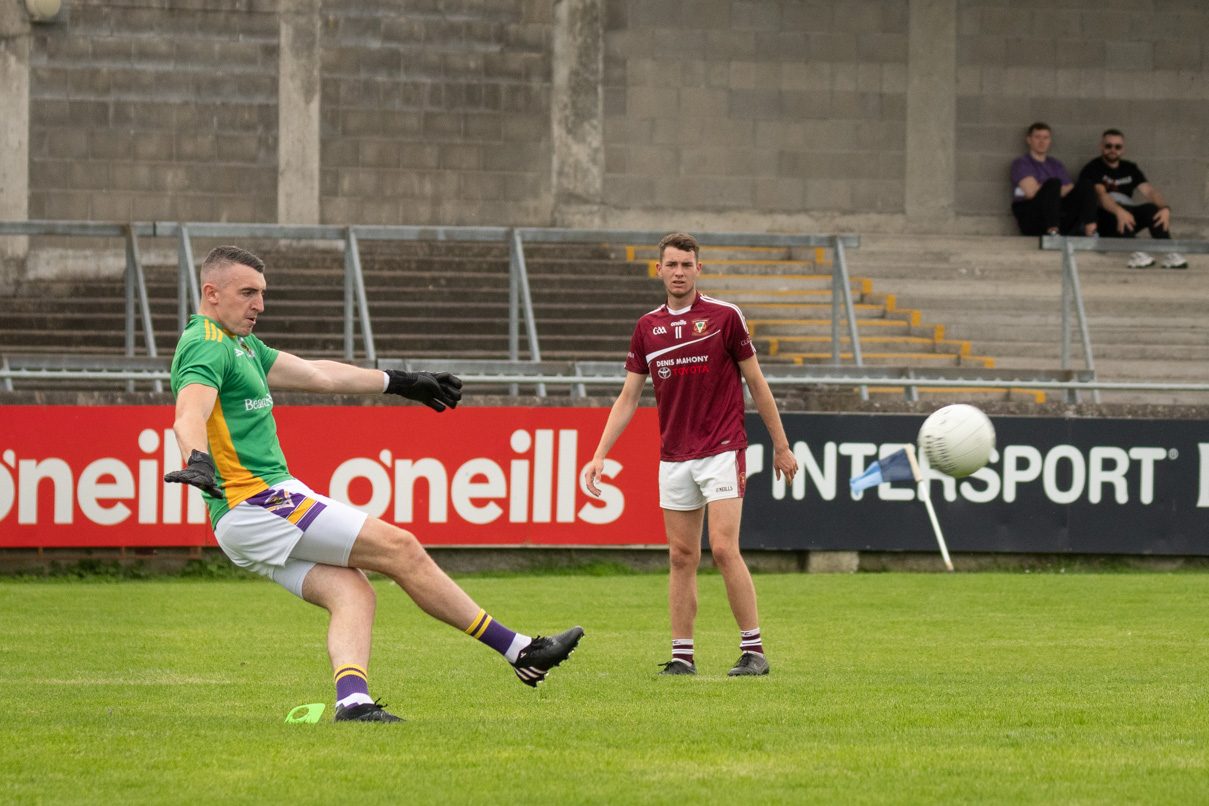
[742,413,1209,555]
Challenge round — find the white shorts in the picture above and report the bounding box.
[214,478,368,599]
[659,450,747,511]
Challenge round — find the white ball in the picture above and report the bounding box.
[918,404,996,478]
[25,0,61,20]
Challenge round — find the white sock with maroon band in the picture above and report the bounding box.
[671,639,694,666]
[740,628,764,656]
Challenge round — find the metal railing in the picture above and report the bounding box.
[13,352,1207,402]
[13,222,1207,402]
[0,221,868,397]
[146,221,511,363]
[1039,236,1209,404]
[0,221,165,393]
[512,229,867,397]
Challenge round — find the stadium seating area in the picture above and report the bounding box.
[2,232,1207,404]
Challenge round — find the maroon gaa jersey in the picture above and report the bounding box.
[625,293,757,462]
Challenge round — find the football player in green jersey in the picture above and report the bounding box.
[166,246,582,722]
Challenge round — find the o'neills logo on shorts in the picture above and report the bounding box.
[245,395,273,411]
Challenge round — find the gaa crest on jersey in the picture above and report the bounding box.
[264,492,295,512]
[692,319,708,334]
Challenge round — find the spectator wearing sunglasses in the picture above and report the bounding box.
[1078,129,1187,269]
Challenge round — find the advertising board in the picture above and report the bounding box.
[1,406,1205,554]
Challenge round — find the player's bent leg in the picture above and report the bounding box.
[299,563,404,722]
[300,564,376,673]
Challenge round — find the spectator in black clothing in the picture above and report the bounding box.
[1077,129,1187,269]
[1009,122,1097,237]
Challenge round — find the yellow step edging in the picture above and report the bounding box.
[782,352,995,368]
[756,335,971,358]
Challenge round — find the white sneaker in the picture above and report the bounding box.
[1161,252,1188,269]
[1127,251,1155,269]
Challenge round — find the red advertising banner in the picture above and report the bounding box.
[0,406,665,548]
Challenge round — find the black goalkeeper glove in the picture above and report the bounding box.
[163,450,225,498]
[384,370,463,412]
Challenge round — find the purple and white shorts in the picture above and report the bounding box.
[214,478,367,599]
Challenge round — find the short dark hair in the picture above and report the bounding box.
[201,245,265,276]
[1027,122,1050,136]
[658,232,700,261]
[1101,128,1124,139]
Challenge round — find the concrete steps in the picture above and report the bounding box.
[3,233,1205,405]
[846,233,1209,403]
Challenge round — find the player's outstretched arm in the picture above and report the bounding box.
[266,351,462,411]
[267,351,391,394]
[738,355,798,484]
[584,372,647,497]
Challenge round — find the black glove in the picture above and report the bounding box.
[384,370,463,412]
[163,450,225,498]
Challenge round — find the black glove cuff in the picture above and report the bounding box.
[383,369,419,397]
[187,450,216,471]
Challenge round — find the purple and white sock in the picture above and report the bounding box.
[335,663,373,708]
[465,609,531,663]
[672,638,694,666]
[740,628,764,656]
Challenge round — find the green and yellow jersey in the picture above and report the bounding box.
[170,314,291,527]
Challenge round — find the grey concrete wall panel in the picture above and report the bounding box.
[0,0,31,285]
[904,0,956,225]
[551,0,604,227]
[13,1,1209,235]
[319,0,554,226]
[28,0,279,224]
[278,0,321,225]
[956,1,1209,235]
[602,0,908,228]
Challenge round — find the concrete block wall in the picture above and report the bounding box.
[15,0,1209,237]
[28,0,280,223]
[956,0,1209,234]
[318,0,554,225]
[602,0,908,217]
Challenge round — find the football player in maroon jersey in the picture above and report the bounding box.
[584,232,798,677]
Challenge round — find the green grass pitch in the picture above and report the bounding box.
[2,572,1207,805]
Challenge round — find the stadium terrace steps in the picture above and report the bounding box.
[2,235,1205,404]
[846,234,1209,404]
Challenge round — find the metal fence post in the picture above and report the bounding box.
[177,223,198,332]
[833,235,867,400]
[830,244,841,365]
[509,229,545,397]
[343,231,356,361]
[344,228,376,362]
[1059,238,1073,402]
[123,225,161,392]
[1063,240,1100,404]
[124,229,136,391]
[508,229,519,395]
